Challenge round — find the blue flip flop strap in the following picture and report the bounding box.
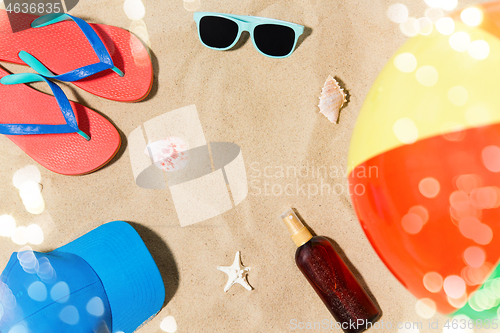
[0,73,90,140]
[14,13,123,83]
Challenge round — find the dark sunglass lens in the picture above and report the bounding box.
[253,24,296,57]
[199,16,239,49]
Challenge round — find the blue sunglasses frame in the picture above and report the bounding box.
[193,12,305,59]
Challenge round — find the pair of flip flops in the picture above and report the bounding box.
[0,10,153,175]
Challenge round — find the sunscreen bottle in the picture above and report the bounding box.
[281,208,380,333]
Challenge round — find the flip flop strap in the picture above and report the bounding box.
[11,13,123,84]
[0,73,90,140]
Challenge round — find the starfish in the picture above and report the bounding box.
[217,251,253,292]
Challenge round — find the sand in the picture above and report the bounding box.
[0,0,493,332]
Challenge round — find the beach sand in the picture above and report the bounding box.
[0,0,489,332]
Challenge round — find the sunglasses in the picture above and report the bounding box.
[193,12,305,58]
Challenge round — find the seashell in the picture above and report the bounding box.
[318,75,347,123]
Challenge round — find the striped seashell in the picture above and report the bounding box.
[318,75,347,123]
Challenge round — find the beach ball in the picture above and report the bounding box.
[348,2,500,319]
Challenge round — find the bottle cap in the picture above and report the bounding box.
[281,208,313,247]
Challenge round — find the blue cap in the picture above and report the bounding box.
[0,221,165,333]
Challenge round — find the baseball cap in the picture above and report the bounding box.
[0,221,165,333]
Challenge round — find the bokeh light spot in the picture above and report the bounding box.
[12,227,27,245]
[472,289,495,311]
[468,40,490,60]
[447,86,468,106]
[20,254,39,274]
[393,117,419,144]
[387,4,409,23]
[37,257,55,282]
[409,205,429,224]
[463,247,486,268]
[489,278,500,297]
[25,224,44,245]
[17,246,34,261]
[455,174,481,194]
[400,17,418,37]
[0,215,16,237]
[470,186,500,209]
[402,213,424,234]
[482,145,500,172]
[129,19,151,66]
[449,204,481,226]
[443,275,466,298]
[8,324,27,333]
[449,191,470,210]
[423,272,443,293]
[436,17,455,35]
[394,53,417,73]
[447,293,468,308]
[160,315,178,332]
[59,305,79,325]
[129,20,151,49]
[86,297,105,317]
[28,281,47,302]
[183,0,201,11]
[0,283,17,309]
[468,292,482,312]
[123,0,145,20]
[461,7,483,26]
[441,122,465,141]
[441,0,458,11]
[51,282,70,303]
[449,32,471,52]
[19,180,44,215]
[462,262,492,286]
[473,224,493,245]
[425,7,444,22]
[416,17,433,35]
[419,177,440,198]
[458,216,480,239]
[13,165,41,189]
[415,298,436,318]
[416,65,438,86]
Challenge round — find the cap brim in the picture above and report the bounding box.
[54,221,165,333]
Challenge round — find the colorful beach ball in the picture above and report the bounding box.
[348,2,500,320]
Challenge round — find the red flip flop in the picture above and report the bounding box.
[0,10,152,102]
[0,66,121,175]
